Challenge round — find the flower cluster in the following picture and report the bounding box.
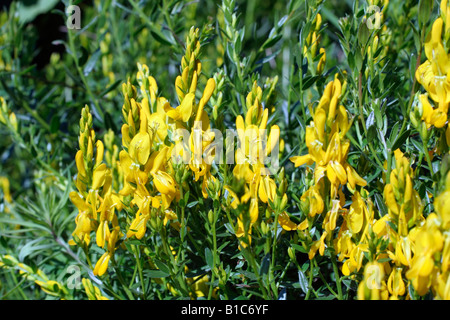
[290,74,367,260]
[69,28,224,298]
[355,150,424,300]
[227,81,293,249]
[415,0,450,134]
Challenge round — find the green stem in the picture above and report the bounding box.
[111,256,135,300]
[313,259,339,298]
[423,138,434,179]
[160,227,190,297]
[386,148,392,184]
[357,71,384,169]
[243,246,270,299]
[21,100,51,132]
[7,270,28,300]
[269,209,280,298]
[66,4,104,120]
[208,209,219,300]
[133,245,147,299]
[304,259,314,300]
[330,252,343,300]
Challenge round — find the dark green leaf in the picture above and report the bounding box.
[145,269,170,278]
[259,253,270,276]
[154,259,171,275]
[205,247,214,270]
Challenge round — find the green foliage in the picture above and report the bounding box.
[0,0,448,301]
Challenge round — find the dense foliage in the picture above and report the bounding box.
[1,0,450,301]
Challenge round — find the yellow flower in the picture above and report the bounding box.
[93,252,111,277]
[357,262,389,300]
[416,18,450,106]
[165,92,195,123]
[387,267,406,298]
[82,278,109,300]
[341,244,368,276]
[0,176,12,204]
[278,211,300,231]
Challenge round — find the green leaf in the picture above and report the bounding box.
[259,253,270,276]
[17,0,59,24]
[291,243,308,253]
[374,193,388,217]
[154,259,171,275]
[297,269,309,295]
[125,239,144,246]
[104,112,118,133]
[100,80,122,97]
[419,0,434,27]
[145,269,170,278]
[83,49,102,76]
[18,237,54,261]
[302,76,320,90]
[186,201,198,208]
[150,29,174,47]
[50,115,60,134]
[205,247,214,270]
[392,129,411,151]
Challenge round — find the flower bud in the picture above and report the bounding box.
[208,210,214,225]
[288,247,296,262]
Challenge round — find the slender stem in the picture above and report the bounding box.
[21,100,51,132]
[1,276,27,300]
[66,4,104,119]
[313,259,339,297]
[128,262,139,288]
[270,209,280,297]
[398,27,424,143]
[160,227,190,297]
[330,252,343,300]
[357,71,384,169]
[6,270,28,300]
[423,138,434,179]
[208,209,218,300]
[111,257,135,300]
[304,259,314,300]
[243,246,269,299]
[133,245,147,299]
[386,148,392,184]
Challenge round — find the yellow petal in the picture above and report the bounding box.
[95,140,104,167]
[189,71,198,94]
[346,164,367,189]
[384,184,399,215]
[150,147,169,173]
[202,78,216,104]
[267,125,280,156]
[75,150,86,177]
[93,252,110,276]
[152,171,176,195]
[129,132,151,165]
[96,220,109,248]
[278,212,298,231]
[330,161,347,184]
[179,92,195,123]
[92,163,108,190]
[290,154,313,167]
[249,198,259,223]
[175,75,185,101]
[258,176,276,203]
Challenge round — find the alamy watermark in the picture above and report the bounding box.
[169,122,281,174]
[365,5,382,30]
[66,5,81,30]
[365,264,383,290]
[66,264,82,289]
